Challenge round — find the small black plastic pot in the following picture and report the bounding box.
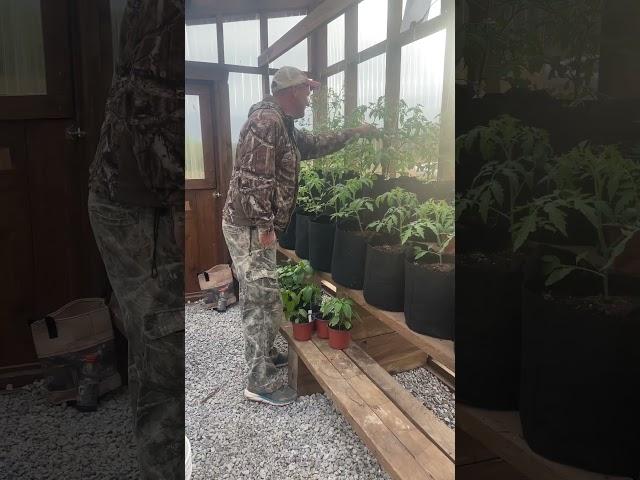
[520,288,640,478]
[404,254,454,339]
[308,215,336,273]
[362,236,405,312]
[294,211,312,259]
[331,221,369,290]
[277,208,297,250]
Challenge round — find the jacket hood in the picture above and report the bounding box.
[248,96,285,117]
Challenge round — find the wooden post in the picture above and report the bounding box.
[344,5,358,121]
[437,0,455,182]
[309,25,328,129]
[216,16,225,64]
[260,14,270,96]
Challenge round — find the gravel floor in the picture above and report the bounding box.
[0,382,138,479]
[185,299,454,480]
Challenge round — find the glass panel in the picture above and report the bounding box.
[185,23,218,63]
[358,54,386,125]
[400,29,446,121]
[268,15,308,71]
[327,71,345,126]
[110,0,127,67]
[223,19,260,66]
[185,95,205,180]
[402,0,441,27]
[228,73,263,156]
[358,0,387,52]
[327,15,345,66]
[0,0,47,96]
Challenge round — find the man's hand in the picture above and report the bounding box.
[259,229,277,247]
[353,123,379,137]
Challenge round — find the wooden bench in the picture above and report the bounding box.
[281,324,454,480]
[277,246,455,479]
[457,405,634,480]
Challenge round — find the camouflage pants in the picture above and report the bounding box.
[88,191,184,480]
[222,221,284,393]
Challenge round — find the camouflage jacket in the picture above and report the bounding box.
[222,97,358,233]
[89,0,184,207]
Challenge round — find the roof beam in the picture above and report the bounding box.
[258,0,360,67]
[187,0,317,19]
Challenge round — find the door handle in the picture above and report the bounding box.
[213,192,222,198]
[65,125,87,140]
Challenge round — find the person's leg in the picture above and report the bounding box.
[222,222,289,396]
[88,192,184,479]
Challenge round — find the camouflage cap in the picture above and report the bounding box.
[271,66,320,94]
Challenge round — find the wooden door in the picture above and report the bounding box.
[185,79,230,296]
[0,0,113,371]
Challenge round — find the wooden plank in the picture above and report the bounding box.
[282,324,434,480]
[383,0,403,135]
[457,459,529,480]
[455,430,498,466]
[277,246,455,371]
[356,332,427,374]
[346,342,455,462]
[457,406,633,480]
[258,0,359,67]
[288,347,323,395]
[314,338,453,480]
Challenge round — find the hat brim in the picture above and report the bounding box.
[306,78,321,90]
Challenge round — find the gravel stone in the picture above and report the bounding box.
[186,299,455,479]
[0,381,138,479]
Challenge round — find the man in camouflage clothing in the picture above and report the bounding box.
[87,1,184,478]
[222,66,377,406]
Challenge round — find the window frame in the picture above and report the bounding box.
[0,0,74,120]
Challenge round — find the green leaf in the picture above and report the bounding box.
[545,266,576,286]
[490,182,504,206]
[544,205,567,236]
[513,213,536,251]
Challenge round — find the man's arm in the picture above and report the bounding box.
[294,124,378,161]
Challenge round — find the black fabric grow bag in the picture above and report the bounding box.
[363,239,405,312]
[277,208,297,250]
[331,222,368,290]
[294,212,311,259]
[520,288,640,478]
[308,216,335,273]
[404,257,454,339]
[455,254,523,410]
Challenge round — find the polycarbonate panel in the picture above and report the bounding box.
[357,54,386,125]
[228,73,263,155]
[185,23,218,63]
[358,0,387,52]
[327,14,345,66]
[327,71,345,125]
[400,29,446,121]
[223,19,260,66]
[268,15,308,71]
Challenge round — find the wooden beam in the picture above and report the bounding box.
[310,24,328,128]
[187,0,317,19]
[325,60,345,77]
[344,4,358,119]
[216,17,225,64]
[185,61,230,82]
[399,11,447,48]
[437,0,455,181]
[383,0,403,133]
[258,0,360,67]
[260,14,270,95]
